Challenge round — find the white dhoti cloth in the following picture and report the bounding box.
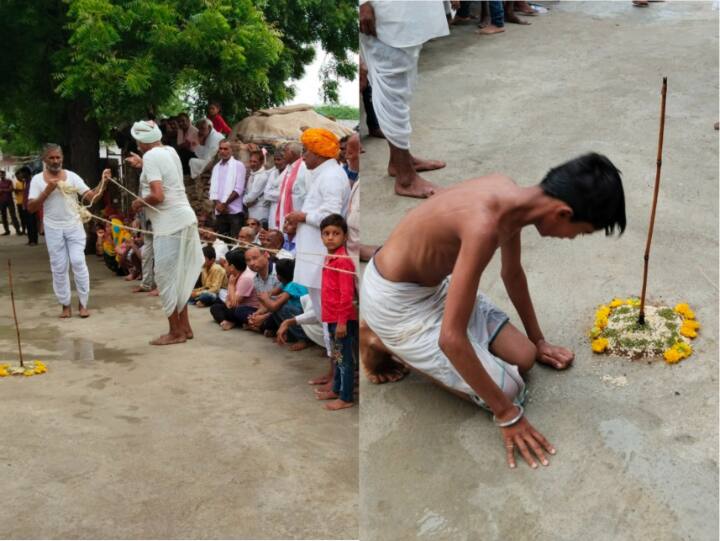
[189,157,211,180]
[153,223,204,317]
[360,35,422,150]
[360,259,526,407]
[44,223,90,307]
[299,294,325,349]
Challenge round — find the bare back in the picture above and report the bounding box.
[375,174,523,286]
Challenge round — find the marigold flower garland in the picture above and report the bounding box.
[0,360,47,377]
[589,299,699,364]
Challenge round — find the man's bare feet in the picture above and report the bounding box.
[632,0,649,6]
[395,173,439,199]
[478,16,491,28]
[505,12,530,24]
[515,1,536,15]
[124,273,137,281]
[148,289,159,296]
[361,321,410,383]
[150,333,187,346]
[78,304,90,318]
[389,157,446,176]
[308,375,331,385]
[59,305,71,318]
[220,320,236,331]
[131,286,146,293]
[477,24,505,34]
[324,399,354,411]
[315,389,339,400]
[288,340,310,351]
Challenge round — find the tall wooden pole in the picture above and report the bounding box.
[638,77,668,325]
[7,260,24,367]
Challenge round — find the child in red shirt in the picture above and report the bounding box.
[316,214,357,411]
[207,102,232,136]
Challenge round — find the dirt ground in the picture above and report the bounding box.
[0,234,357,539]
[359,2,718,540]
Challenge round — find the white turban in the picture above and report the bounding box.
[131,120,162,143]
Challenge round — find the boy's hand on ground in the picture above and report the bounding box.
[500,416,556,469]
[536,339,574,370]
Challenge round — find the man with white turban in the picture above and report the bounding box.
[360,0,449,199]
[128,120,204,345]
[189,118,225,179]
[27,144,110,318]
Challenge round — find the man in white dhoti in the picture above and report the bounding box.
[209,139,246,239]
[242,149,270,226]
[189,118,225,179]
[27,144,110,318]
[263,147,286,229]
[285,128,351,383]
[128,120,204,345]
[272,143,307,231]
[361,153,627,469]
[360,0,449,198]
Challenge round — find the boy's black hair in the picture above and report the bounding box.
[320,213,348,234]
[226,249,247,272]
[275,258,295,284]
[540,152,626,235]
[202,245,216,260]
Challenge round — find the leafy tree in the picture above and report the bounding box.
[0,0,357,183]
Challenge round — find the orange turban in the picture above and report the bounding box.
[300,128,340,159]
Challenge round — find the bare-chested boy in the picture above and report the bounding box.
[360,153,626,469]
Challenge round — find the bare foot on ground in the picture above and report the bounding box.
[324,399,354,411]
[361,321,410,384]
[308,375,331,385]
[220,320,236,331]
[477,25,505,34]
[78,304,90,318]
[289,341,310,351]
[505,12,530,24]
[150,333,187,346]
[148,289,159,296]
[59,305,71,318]
[395,173,439,199]
[315,389,339,400]
[131,286,146,293]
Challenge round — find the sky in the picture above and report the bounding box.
[287,48,359,108]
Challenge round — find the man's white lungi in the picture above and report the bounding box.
[360,258,526,407]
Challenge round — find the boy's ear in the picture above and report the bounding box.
[556,204,573,221]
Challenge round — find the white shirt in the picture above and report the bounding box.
[29,170,89,229]
[140,146,196,235]
[275,160,308,231]
[366,1,449,48]
[242,167,270,220]
[293,159,350,289]
[194,129,225,161]
[212,239,229,262]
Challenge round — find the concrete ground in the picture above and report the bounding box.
[0,235,357,539]
[360,2,718,540]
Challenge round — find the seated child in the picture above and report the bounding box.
[282,217,297,256]
[209,249,259,330]
[191,245,227,307]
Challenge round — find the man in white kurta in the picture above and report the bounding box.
[242,149,270,226]
[189,118,225,179]
[285,128,350,333]
[360,0,449,198]
[263,148,286,228]
[27,144,110,318]
[129,120,204,345]
[272,143,308,231]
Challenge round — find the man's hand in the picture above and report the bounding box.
[125,152,143,169]
[214,201,227,214]
[284,211,306,226]
[536,339,574,370]
[131,198,145,213]
[359,2,377,36]
[335,322,347,339]
[499,412,556,469]
[277,320,291,345]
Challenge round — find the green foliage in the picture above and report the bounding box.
[657,308,676,320]
[0,0,357,159]
[315,105,359,120]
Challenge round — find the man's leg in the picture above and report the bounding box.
[8,201,20,234]
[66,224,91,317]
[18,207,27,234]
[44,226,72,317]
[504,0,530,24]
[0,203,9,234]
[178,306,193,339]
[138,233,156,291]
[362,85,384,138]
[150,310,187,345]
[477,1,505,34]
[26,212,38,244]
[215,214,231,239]
[229,212,244,239]
[210,300,231,324]
[488,322,536,374]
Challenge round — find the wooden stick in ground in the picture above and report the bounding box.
[7,259,24,367]
[638,77,668,326]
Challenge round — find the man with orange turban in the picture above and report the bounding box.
[285,127,351,383]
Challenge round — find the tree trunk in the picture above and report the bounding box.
[64,99,100,187]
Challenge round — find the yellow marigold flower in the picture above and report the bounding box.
[674,303,695,320]
[591,338,609,353]
[588,326,602,338]
[22,370,35,377]
[595,315,609,329]
[682,320,700,330]
[679,326,697,339]
[664,348,683,363]
[609,299,623,308]
[0,368,8,377]
[674,342,692,357]
[625,298,640,307]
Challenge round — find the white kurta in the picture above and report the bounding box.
[360,1,449,149]
[293,159,350,290]
[275,160,308,233]
[263,166,282,229]
[242,168,270,222]
[189,129,225,179]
